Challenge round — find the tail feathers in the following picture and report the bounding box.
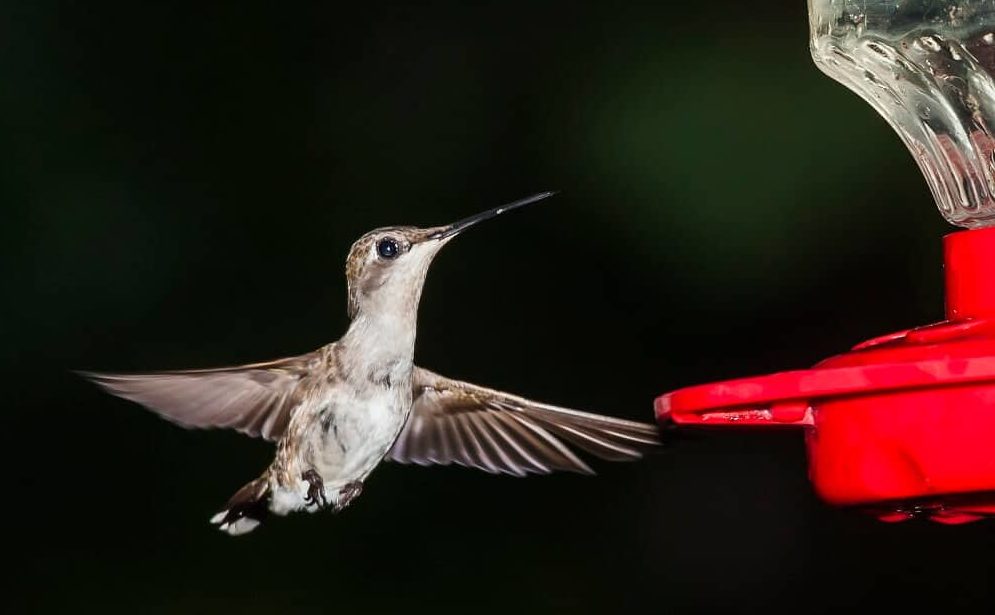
[211,477,271,536]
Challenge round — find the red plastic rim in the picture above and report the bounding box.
[654,227,995,523]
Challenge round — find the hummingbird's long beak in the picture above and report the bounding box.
[427,191,557,241]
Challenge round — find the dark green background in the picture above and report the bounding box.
[8,0,993,612]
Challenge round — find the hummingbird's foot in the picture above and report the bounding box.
[302,469,328,509]
[334,480,364,512]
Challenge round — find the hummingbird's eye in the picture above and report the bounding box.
[376,237,400,260]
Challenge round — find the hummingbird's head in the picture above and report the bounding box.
[344,192,555,319]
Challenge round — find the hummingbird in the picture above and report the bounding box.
[83,192,661,535]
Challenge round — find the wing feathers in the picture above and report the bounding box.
[388,367,661,476]
[503,413,593,474]
[455,413,499,474]
[81,350,321,442]
[489,412,552,474]
[86,350,662,478]
[528,418,643,461]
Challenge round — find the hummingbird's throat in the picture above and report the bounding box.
[340,307,418,382]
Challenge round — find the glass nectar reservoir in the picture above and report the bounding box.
[810,0,995,227]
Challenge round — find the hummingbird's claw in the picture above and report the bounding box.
[302,469,328,509]
[334,480,364,512]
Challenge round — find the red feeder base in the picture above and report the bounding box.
[656,226,995,523]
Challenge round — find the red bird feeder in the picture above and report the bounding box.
[658,228,995,523]
[656,2,995,523]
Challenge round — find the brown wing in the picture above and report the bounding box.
[81,350,323,441]
[388,367,662,476]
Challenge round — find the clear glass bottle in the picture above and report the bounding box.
[809,0,995,227]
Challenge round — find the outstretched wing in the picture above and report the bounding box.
[81,350,323,441]
[388,367,662,476]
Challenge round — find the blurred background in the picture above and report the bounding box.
[7,0,993,612]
